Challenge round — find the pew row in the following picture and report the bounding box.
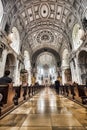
[60,85,87,105]
[0,84,44,117]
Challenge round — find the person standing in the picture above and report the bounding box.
[55,79,60,94]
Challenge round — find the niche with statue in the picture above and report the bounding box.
[20,69,28,85]
[65,68,72,82]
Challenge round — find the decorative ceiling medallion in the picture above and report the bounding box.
[36,30,54,43]
[39,3,50,18]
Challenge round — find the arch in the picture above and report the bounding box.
[78,50,87,84]
[10,27,20,54]
[31,48,61,68]
[5,53,16,81]
[0,0,3,24]
[36,52,58,85]
[72,23,83,50]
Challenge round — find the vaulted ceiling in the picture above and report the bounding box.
[2,0,85,61]
[36,52,57,68]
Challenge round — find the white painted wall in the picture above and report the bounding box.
[0,0,3,24]
[10,27,20,54]
[13,59,21,86]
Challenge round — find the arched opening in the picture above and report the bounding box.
[5,53,16,81]
[72,24,83,50]
[62,49,72,84]
[9,27,20,54]
[78,50,87,84]
[31,48,61,85]
[36,52,58,85]
[0,0,3,24]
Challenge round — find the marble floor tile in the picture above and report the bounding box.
[29,107,72,115]
[51,114,82,127]
[0,114,27,127]
[11,107,31,114]
[73,113,87,127]
[20,127,52,130]
[0,127,19,130]
[52,126,86,130]
[22,114,51,127]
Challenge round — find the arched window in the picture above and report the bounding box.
[72,24,83,50]
[10,27,20,54]
[0,0,3,24]
[24,50,31,70]
[62,49,69,68]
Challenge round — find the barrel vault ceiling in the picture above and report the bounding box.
[2,0,84,56]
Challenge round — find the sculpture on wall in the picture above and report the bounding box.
[64,68,72,83]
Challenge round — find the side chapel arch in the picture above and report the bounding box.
[5,53,16,81]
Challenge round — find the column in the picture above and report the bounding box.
[0,49,7,76]
[75,57,82,84]
[62,67,66,85]
[70,60,77,83]
[13,59,21,86]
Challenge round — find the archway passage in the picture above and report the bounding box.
[78,50,87,84]
[36,52,58,85]
[5,53,16,81]
[31,48,61,85]
[32,48,61,67]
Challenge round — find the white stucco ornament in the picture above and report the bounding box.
[39,3,50,18]
[78,29,85,41]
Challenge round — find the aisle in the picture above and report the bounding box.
[0,87,87,130]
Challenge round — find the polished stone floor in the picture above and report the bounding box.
[0,87,87,130]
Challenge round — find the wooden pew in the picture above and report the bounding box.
[77,85,87,104]
[70,85,76,99]
[13,86,21,105]
[0,84,15,116]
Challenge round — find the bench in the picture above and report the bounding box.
[70,85,76,99]
[77,85,87,104]
[13,86,21,105]
[0,85,9,115]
